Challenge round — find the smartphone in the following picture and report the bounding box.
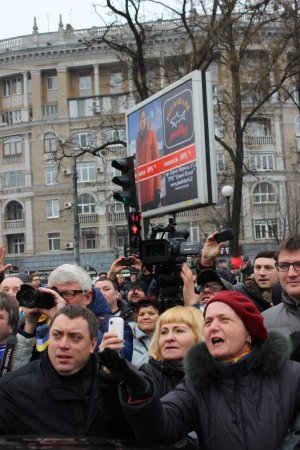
[121,258,132,267]
[108,317,124,341]
[215,228,234,244]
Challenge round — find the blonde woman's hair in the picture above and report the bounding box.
[148,306,204,361]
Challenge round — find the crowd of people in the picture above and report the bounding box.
[0,231,299,449]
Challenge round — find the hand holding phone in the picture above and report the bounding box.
[108,317,124,341]
[215,228,234,244]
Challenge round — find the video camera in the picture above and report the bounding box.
[138,218,200,311]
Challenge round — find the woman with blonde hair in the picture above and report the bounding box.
[140,305,204,397]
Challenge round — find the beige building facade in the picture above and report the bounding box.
[0,17,298,275]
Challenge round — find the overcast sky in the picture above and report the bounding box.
[0,0,100,40]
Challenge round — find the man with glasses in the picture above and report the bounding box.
[263,234,300,348]
[182,265,232,311]
[26,264,132,361]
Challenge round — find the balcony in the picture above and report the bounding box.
[78,214,98,224]
[3,155,23,164]
[245,135,273,145]
[4,219,25,229]
[108,211,126,222]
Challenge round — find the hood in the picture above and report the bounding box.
[184,330,291,389]
[89,288,112,316]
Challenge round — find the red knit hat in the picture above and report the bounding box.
[204,291,268,344]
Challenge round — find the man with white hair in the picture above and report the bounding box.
[28,264,132,361]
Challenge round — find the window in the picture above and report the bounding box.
[252,182,276,203]
[248,118,271,136]
[78,193,96,214]
[73,132,94,150]
[45,166,58,185]
[3,171,24,188]
[48,232,60,251]
[79,75,92,90]
[12,77,21,95]
[47,75,57,90]
[254,219,278,240]
[44,133,57,153]
[82,229,96,249]
[7,234,25,254]
[2,80,10,96]
[77,162,96,182]
[216,153,225,172]
[46,199,59,218]
[106,129,126,143]
[3,137,22,157]
[6,201,23,221]
[114,202,124,213]
[2,110,22,125]
[42,105,58,117]
[110,72,123,93]
[250,153,274,171]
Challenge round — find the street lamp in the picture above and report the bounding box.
[221,185,234,255]
[221,185,234,227]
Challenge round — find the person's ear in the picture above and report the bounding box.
[91,337,98,353]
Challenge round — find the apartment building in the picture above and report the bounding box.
[0,16,298,274]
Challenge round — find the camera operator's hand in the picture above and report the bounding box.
[200,231,224,267]
[181,262,199,307]
[107,256,131,280]
[129,254,142,272]
[99,348,152,399]
[99,331,124,353]
[29,287,66,319]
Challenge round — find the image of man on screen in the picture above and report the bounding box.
[136,109,162,212]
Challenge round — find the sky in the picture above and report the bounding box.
[0,0,101,40]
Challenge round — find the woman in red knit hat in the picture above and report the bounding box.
[99,291,300,450]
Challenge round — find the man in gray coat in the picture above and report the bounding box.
[263,234,300,344]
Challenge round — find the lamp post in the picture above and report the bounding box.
[221,185,234,255]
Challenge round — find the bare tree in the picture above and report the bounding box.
[75,0,300,254]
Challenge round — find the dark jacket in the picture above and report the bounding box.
[121,331,300,450]
[0,352,131,437]
[140,358,184,397]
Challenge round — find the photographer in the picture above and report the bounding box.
[19,264,132,362]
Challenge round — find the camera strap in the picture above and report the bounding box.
[0,334,17,377]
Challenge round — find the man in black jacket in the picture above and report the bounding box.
[0,304,133,438]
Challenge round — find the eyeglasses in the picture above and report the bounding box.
[53,288,87,300]
[197,282,224,293]
[276,262,300,272]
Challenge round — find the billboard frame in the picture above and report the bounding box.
[126,70,217,219]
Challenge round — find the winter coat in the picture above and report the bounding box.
[262,291,300,337]
[12,332,36,371]
[0,352,132,438]
[120,331,300,450]
[140,357,184,397]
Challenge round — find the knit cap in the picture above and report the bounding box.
[204,291,268,344]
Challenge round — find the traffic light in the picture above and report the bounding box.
[111,156,137,208]
[128,211,142,249]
